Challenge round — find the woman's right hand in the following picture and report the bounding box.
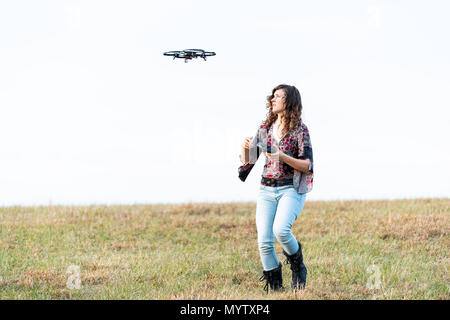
[241,136,254,150]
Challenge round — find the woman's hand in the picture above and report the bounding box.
[265,145,286,161]
[241,136,254,150]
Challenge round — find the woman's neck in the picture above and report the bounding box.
[275,115,285,127]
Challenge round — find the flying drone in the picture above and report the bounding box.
[163,49,216,63]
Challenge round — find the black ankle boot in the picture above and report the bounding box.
[259,263,284,294]
[283,241,307,290]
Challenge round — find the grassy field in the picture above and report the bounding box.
[0,198,448,299]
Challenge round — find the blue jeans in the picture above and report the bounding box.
[256,185,307,271]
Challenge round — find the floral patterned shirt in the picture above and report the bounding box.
[238,120,314,194]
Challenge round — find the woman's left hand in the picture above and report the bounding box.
[265,146,285,162]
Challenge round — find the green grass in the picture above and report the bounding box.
[0,198,448,299]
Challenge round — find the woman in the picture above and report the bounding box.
[238,84,314,293]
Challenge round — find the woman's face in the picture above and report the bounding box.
[271,89,286,115]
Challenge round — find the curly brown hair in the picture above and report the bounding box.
[264,84,303,137]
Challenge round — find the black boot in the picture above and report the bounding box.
[259,263,284,294]
[283,241,307,290]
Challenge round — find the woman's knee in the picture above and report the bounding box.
[273,225,291,243]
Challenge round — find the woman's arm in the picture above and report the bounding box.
[280,153,312,174]
[240,136,254,165]
[265,150,311,174]
[240,146,249,165]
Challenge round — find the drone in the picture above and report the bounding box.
[163,49,216,63]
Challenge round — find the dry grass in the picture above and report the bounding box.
[0,198,448,299]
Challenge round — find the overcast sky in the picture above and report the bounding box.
[1,0,449,206]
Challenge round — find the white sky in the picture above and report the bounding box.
[1,0,449,206]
